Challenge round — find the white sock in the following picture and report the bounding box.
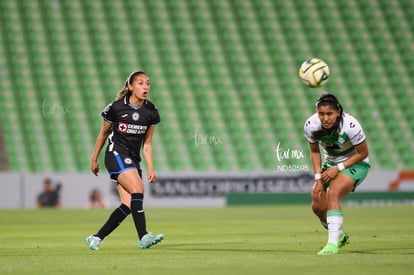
[327,210,344,246]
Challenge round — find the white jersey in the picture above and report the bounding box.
[304,112,369,163]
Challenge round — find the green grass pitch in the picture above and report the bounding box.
[0,205,413,275]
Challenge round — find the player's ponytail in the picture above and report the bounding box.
[115,71,147,100]
[312,93,344,140]
[116,80,130,100]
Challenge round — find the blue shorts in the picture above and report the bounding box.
[104,150,142,182]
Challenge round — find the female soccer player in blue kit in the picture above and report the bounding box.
[304,93,370,255]
[85,71,163,250]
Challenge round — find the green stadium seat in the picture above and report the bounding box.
[0,0,413,171]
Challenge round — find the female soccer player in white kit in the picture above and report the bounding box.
[304,93,370,255]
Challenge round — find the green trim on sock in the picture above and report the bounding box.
[327,210,344,217]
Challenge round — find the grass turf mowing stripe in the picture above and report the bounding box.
[0,205,413,275]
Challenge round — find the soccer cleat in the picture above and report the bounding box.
[317,243,339,255]
[338,232,350,248]
[139,233,164,249]
[85,235,102,250]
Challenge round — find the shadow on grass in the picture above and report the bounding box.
[347,248,414,255]
[161,243,306,253]
[160,243,414,255]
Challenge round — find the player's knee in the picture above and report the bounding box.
[121,200,131,209]
[311,192,327,213]
[326,186,342,200]
[312,202,322,214]
[133,182,144,194]
[311,189,325,202]
[126,185,143,194]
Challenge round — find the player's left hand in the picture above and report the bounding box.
[147,169,157,183]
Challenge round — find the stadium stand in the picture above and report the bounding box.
[0,0,413,172]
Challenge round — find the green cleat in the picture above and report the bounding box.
[85,235,102,250]
[139,233,164,249]
[338,232,350,248]
[317,243,339,255]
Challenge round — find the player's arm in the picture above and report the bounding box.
[143,125,157,183]
[90,120,112,176]
[322,140,369,183]
[309,142,325,199]
[341,140,369,170]
[337,117,369,170]
[309,142,322,174]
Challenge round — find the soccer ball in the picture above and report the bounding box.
[299,58,330,88]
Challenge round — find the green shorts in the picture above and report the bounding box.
[321,160,370,191]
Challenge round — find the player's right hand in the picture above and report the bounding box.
[91,160,99,176]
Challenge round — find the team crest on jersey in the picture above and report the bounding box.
[132,112,139,121]
[124,158,132,164]
[118,122,128,133]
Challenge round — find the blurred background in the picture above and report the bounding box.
[0,0,413,208]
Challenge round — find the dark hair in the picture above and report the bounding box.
[116,71,147,100]
[312,93,343,140]
[89,189,100,201]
